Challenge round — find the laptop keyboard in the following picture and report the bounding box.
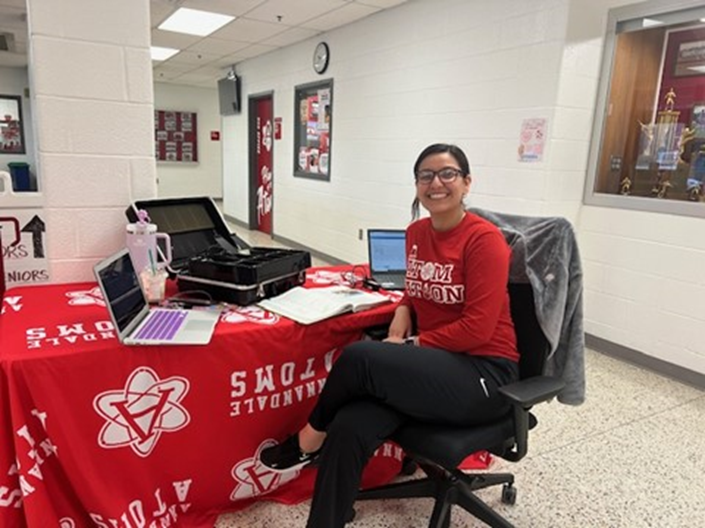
[134,309,188,341]
[376,273,406,285]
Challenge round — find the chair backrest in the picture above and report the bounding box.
[508,282,550,380]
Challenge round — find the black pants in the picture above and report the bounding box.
[305,340,519,528]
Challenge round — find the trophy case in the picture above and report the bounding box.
[590,4,705,210]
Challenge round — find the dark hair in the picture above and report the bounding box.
[411,143,471,220]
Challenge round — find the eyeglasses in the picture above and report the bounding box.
[415,167,464,185]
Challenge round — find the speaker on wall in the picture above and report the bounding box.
[218,75,241,115]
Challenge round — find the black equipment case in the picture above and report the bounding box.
[125,197,311,305]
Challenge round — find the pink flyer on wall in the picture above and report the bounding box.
[518,118,547,162]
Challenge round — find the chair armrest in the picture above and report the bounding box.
[496,376,564,462]
[498,376,565,408]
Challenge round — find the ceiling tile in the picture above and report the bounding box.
[183,64,225,77]
[172,70,221,83]
[0,0,410,84]
[186,37,250,56]
[356,0,408,8]
[154,61,195,75]
[301,2,381,31]
[180,0,268,18]
[151,29,202,49]
[149,1,176,27]
[154,68,187,81]
[209,17,286,42]
[167,49,221,65]
[244,0,348,27]
[212,42,278,66]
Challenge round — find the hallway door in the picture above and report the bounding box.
[249,93,273,235]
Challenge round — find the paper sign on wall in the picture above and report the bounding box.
[518,118,547,162]
[1,210,49,287]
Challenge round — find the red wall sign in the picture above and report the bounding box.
[211,131,220,141]
[274,118,282,140]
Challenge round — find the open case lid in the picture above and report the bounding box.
[125,196,250,271]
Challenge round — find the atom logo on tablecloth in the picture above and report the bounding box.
[93,367,190,457]
[65,286,104,307]
[230,439,299,500]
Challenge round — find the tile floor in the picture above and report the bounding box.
[216,223,705,528]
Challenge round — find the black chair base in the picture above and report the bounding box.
[354,460,516,528]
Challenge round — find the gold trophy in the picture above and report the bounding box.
[650,88,693,198]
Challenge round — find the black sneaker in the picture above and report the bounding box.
[260,435,321,473]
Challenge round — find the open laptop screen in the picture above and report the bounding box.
[368,230,406,273]
[96,252,147,333]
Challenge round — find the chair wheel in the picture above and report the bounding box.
[345,507,356,523]
[501,483,517,505]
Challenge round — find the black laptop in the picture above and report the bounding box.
[367,229,406,290]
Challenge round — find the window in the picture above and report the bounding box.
[586,1,705,217]
[293,79,332,181]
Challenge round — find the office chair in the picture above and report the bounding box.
[353,282,566,528]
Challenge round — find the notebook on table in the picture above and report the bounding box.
[367,229,407,291]
[93,249,220,346]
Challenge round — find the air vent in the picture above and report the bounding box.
[0,32,16,52]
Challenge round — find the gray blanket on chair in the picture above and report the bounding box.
[468,208,585,405]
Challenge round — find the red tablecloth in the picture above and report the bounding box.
[0,267,401,528]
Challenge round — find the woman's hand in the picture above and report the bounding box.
[385,305,413,342]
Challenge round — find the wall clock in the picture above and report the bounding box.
[313,42,330,74]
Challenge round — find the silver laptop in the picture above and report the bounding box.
[367,229,407,290]
[93,249,220,346]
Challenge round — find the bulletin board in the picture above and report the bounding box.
[293,79,332,180]
[154,110,198,162]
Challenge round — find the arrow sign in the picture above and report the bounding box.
[21,215,46,258]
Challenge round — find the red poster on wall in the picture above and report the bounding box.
[154,110,198,162]
[255,98,273,234]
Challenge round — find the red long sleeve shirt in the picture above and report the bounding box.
[401,213,519,362]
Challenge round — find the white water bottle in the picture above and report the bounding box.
[125,210,172,274]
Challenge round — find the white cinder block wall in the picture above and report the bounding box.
[223,0,704,377]
[153,83,222,199]
[26,0,157,283]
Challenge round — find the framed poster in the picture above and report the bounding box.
[0,95,25,154]
[154,110,198,162]
[656,26,705,126]
[294,79,332,180]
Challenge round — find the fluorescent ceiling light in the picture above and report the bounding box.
[158,7,235,37]
[642,18,664,28]
[688,65,705,73]
[151,46,179,61]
